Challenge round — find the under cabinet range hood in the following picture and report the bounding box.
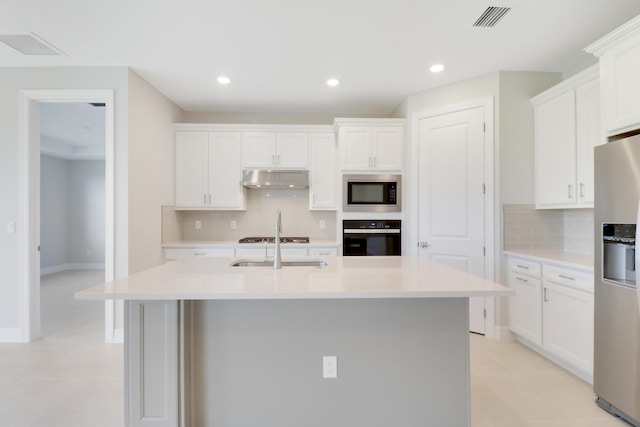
[240,169,309,189]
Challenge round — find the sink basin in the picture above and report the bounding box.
[230,259,328,268]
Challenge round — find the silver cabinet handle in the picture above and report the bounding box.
[203,194,207,205]
[568,184,573,198]
[559,274,575,281]
[516,277,528,283]
[544,287,548,302]
[516,264,529,269]
[194,252,206,256]
[272,154,276,165]
[579,183,585,198]
[208,194,212,204]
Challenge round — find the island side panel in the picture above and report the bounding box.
[191,298,470,427]
[126,300,180,427]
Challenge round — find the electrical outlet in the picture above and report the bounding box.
[319,220,326,229]
[195,220,202,230]
[6,221,15,234]
[322,356,337,379]
[230,220,237,229]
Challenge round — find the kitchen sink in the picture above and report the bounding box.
[230,259,328,268]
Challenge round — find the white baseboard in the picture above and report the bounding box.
[41,263,105,275]
[0,328,23,343]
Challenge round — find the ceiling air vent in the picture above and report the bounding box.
[0,33,63,55]
[473,6,511,28]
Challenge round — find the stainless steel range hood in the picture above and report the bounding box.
[240,170,309,189]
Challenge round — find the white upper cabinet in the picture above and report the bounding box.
[532,65,602,209]
[242,131,309,169]
[335,118,405,171]
[585,15,640,135]
[309,132,337,210]
[175,130,245,210]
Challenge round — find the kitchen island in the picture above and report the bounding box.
[76,256,512,427]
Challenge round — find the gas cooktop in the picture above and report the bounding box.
[238,237,310,244]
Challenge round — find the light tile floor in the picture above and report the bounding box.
[0,270,630,427]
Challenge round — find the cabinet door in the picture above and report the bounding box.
[276,132,309,168]
[209,132,244,208]
[266,247,308,258]
[309,133,337,210]
[575,79,602,206]
[509,271,543,346]
[535,91,577,207]
[600,35,640,134]
[339,127,372,170]
[372,127,403,170]
[242,132,277,167]
[543,282,594,375]
[175,131,209,208]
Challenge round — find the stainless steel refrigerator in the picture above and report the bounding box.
[594,133,640,427]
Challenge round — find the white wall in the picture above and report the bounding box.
[40,155,70,269]
[127,69,183,274]
[40,156,106,271]
[0,67,129,337]
[67,160,106,265]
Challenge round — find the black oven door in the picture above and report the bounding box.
[343,232,401,256]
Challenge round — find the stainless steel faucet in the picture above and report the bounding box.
[274,210,282,269]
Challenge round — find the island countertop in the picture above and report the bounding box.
[75,256,513,301]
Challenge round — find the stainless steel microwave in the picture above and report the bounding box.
[343,174,401,212]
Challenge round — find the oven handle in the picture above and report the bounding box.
[343,229,400,234]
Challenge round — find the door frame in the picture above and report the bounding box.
[19,89,115,342]
[409,97,497,338]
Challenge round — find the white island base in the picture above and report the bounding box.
[77,256,512,427]
[128,298,470,427]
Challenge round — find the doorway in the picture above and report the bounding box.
[411,98,495,336]
[19,90,115,342]
[39,101,106,337]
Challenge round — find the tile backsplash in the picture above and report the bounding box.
[163,189,337,243]
[503,204,593,255]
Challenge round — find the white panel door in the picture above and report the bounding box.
[417,107,486,334]
[309,132,337,209]
[276,132,309,168]
[242,132,277,168]
[339,127,371,170]
[209,132,243,208]
[175,131,209,208]
[372,127,403,170]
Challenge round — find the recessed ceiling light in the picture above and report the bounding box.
[326,78,340,87]
[217,76,231,85]
[430,64,445,73]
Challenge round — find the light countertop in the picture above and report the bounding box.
[76,256,513,301]
[503,250,594,271]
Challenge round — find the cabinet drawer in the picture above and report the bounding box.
[236,247,267,258]
[308,247,338,257]
[543,265,593,293]
[164,248,235,260]
[509,258,542,279]
[266,247,308,258]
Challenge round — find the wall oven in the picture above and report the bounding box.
[343,174,401,212]
[343,220,401,256]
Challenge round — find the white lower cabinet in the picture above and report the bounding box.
[542,265,594,376]
[508,255,594,381]
[508,258,543,346]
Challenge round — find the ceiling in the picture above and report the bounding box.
[2,0,640,115]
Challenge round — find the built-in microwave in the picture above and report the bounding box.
[343,174,401,212]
